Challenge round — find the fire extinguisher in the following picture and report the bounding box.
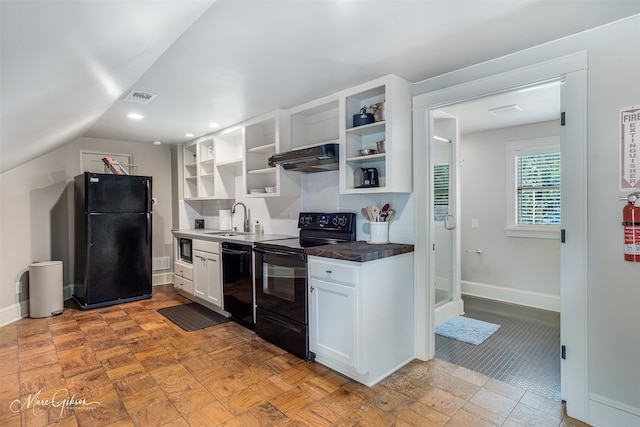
[623,193,640,262]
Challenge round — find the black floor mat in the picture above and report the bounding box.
[157,303,230,332]
[436,296,560,401]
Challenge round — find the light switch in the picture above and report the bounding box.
[471,218,479,229]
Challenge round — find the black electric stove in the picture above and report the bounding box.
[254,212,357,253]
[253,212,356,360]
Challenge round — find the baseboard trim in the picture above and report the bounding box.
[0,301,28,327]
[589,393,640,427]
[461,280,560,312]
[153,272,173,286]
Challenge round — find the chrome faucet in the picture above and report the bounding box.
[231,202,250,232]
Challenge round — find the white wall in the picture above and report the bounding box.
[0,137,173,325]
[460,121,561,308]
[413,14,640,424]
[302,171,414,244]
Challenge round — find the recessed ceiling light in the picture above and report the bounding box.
[185,133,195,138]
[127,113,144,120]
[209,122,220,129]
[488,104,523,115]
[152,140,162,145]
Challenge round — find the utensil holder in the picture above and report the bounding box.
[369,221,389,244]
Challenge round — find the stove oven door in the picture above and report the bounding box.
[253,247,307,324]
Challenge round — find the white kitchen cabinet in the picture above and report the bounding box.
[308,253,414,386]
[309,275,358,370]
[243,110,299,197]
[193,240,222,309]
[213,126,243,199]
[340,74,412,194]
[173,261,193,294]
[182,137,217,199]
[288,93,340,150]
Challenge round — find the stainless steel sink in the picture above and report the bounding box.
[204,231,252,237]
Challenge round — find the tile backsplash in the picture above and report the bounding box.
[179,170,414,244]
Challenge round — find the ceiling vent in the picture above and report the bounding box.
[488,104,523,115]
[123,90,157,105]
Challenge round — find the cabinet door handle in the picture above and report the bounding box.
[310,286,315,293]
[325,270,332,274]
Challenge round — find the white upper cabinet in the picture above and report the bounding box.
[243,110,300,197]
[288,94,340,150]
[213,126,243,199]
[340,74,412,194]
[183,138,216,199]
[177,74,411,200]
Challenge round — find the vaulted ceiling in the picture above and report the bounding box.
[2,1,639,173]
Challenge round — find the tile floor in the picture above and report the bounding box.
[0,285,590,427]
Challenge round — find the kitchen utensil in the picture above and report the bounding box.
[370,206,380,222]
[376,140,386,153]
[367,205,376,222]
[357,148,378,156]
[381,203,390,213]
[353,107,375,127]
[385,209,395,222]
[361,207,370,221]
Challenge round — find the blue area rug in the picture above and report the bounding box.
[435,316,500,345]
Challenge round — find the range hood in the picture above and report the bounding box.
[268,143,339,172]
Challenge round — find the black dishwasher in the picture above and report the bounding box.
[221,242,254,328]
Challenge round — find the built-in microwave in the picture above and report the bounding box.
[179,238,192,263]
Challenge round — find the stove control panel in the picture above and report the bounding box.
[298,212,356,232]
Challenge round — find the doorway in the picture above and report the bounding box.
[430,85,563,401]
[412,52,589,420]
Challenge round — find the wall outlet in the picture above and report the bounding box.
[15,282,21,294]
[472,218,479,229]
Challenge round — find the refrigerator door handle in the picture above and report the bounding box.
[146,213,152,245]
[146,179,152,213]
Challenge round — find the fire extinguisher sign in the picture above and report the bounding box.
[621,105,640,190]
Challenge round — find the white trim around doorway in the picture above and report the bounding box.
[412,51,588,422]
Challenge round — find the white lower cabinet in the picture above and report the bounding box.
[173,261,193,294]
[309,277,358,370]
[308,253,414,386]
[193,240,222,309]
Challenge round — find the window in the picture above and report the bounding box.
[506,137,560,239]
[433,163,449,221]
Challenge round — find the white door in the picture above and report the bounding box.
[205,253,222,307]
[193,249,207,300]
[309,277,357,369]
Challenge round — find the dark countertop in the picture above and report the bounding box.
[307,241,414,263]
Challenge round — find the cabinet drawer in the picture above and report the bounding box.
[174,261,193,280]
[193,239,220,253]
[173,275,193,294]
[309,259,356,284]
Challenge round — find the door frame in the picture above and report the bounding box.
[412,51,588,421]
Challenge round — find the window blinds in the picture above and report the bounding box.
[517,152,561,225]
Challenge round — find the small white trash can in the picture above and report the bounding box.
[29,261,64,318]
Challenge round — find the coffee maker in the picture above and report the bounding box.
[355,168,379,188]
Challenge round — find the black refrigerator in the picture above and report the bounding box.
[74,172,152,309]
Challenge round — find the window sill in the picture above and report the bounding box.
[504,226,561,239]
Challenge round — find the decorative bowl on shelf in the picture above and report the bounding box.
[264,186,277,193]
[357,149,378,156]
